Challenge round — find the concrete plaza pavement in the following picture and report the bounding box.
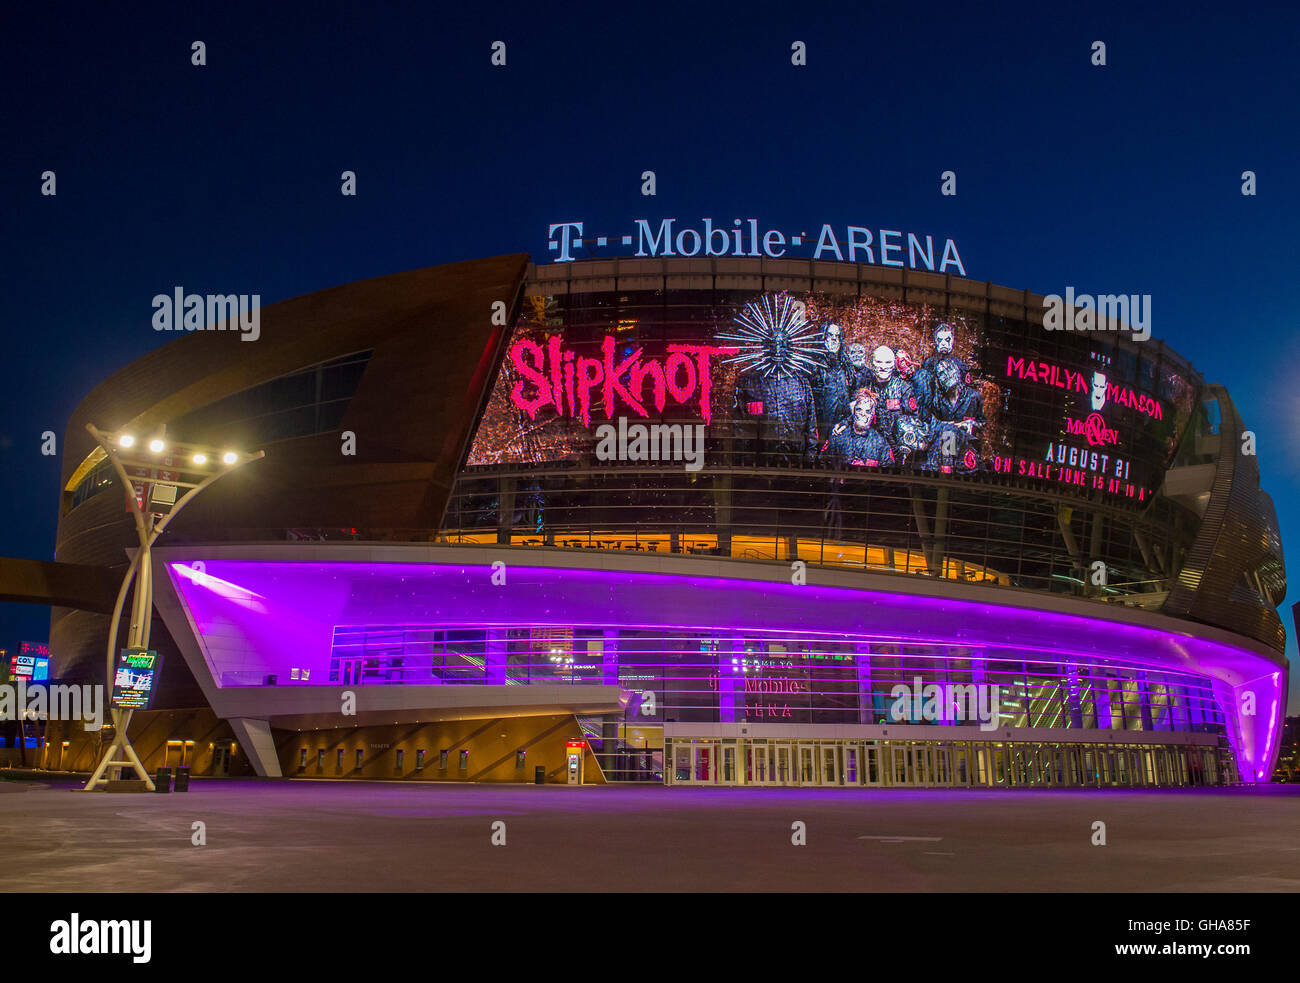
[1,776,1297,892]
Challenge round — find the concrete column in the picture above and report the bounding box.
[713,474,732,557]
[497,476,516,544]
[227,718,281,777]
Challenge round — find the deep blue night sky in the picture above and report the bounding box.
[3,2,1298,707]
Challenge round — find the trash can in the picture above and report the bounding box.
[174,765,190,792]
[154,766,172,792]
[534,765,545,785]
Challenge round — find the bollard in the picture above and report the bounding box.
[154,766,172,792]
[174,765,190,792]
[534,765,545,785]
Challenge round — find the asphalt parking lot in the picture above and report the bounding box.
[1,776,1297,892]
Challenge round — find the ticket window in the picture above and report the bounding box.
[566,740,586,785]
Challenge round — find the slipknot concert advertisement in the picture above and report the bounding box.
[465,292,1197,504]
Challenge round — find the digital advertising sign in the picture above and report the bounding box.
[9,649,50,682]
[111,649,164,710]
[466,291,1197,506]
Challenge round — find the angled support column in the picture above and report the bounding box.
[227,718,282,777]
[1212,671,1286,783]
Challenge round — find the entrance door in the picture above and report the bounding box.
[863,743,883,786]
[890,744,909,786]
[797,745,817,785]
[211,746,231,777]
[747,744,770,784]
[1068,748,1084,786]
[932,746,952,786]
[909,746,931,786]
[842,745,859,785]
[718,744,737,785]
[820,745,840,786]
[773,745,793,785]
[953,746,970,786]
[693,745,714,783]
[673,744,691,783]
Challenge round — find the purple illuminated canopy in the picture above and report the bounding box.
[159,553,1286,782]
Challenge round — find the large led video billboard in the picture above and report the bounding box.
[466,292,1196,504]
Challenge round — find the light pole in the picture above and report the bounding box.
[82,424,263,791]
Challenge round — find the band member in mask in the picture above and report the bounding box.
[915,323,974,418]
[845,342,870,393]
[724,296,820,465]
[920,358,984,473]
[822,388,896,468]
[863,345,920,452]
[810,323,854,442]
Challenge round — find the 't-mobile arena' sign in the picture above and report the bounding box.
[548,219,966,275]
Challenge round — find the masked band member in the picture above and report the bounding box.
[845,342,870,392]
[930,358,983,426]
[722,296,821,465]
[822,388,895,468]
[810,323,854,441]
[895,348,919,382]
[863,345,920,451]
[892,413,935,465]
[919,358,984,473]
[915,323,974,418]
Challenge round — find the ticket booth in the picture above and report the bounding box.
[565,740,586,785]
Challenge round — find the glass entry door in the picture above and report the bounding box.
[773,745,793,785]
[672,743,720,784]
[797,745,817,785]
[747,744,770,784]
[820,745,840,786]
[693,745,713,783]
[909,746,931,786]
[673,744,691,783]
[890,745,909,785]
[842,745,859,785]
[863,743,884,786]
[718,744,737,784]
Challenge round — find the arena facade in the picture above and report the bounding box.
[19,252,1287,788]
